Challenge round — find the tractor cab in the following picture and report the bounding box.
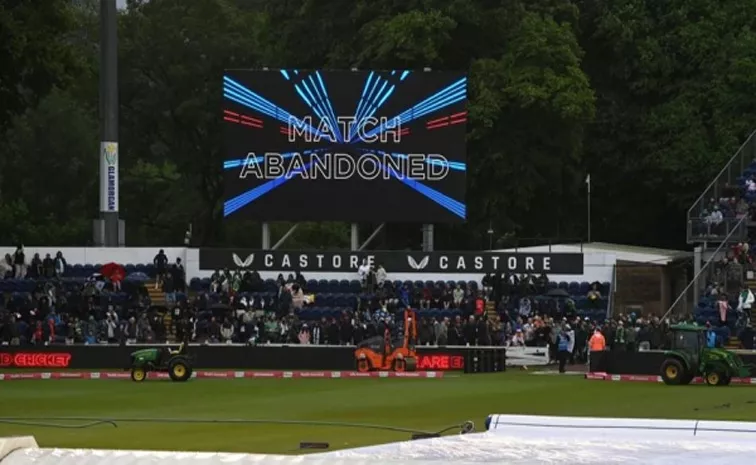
[169,342,187,356]
[669,325,705,365]
[357,336,387,353]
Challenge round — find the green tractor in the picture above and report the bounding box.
[660,324,750,386]
[128,343,193,382]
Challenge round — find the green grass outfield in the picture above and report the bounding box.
[1,372,756,454]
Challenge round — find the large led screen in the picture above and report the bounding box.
[223,69,467,222]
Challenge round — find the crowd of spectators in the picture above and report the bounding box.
[13,244,736,365]
[0,246,169,346]
[0,241,625,355]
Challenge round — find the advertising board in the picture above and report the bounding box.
[199,249,585,274]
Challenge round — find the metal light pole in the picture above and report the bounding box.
[586,173,592,243]
[98,0,120,246]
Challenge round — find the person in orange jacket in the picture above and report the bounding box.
[587,328,606,367]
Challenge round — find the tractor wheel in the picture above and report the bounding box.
[705,370,724,386]
[719,375,732,386]
[357,359,370,373]
[660,358,685,385]
[393,358,406,372]
[404,357,417,372]
[131,367,147,383]
[168,358,192,382]
[680,372,694,385]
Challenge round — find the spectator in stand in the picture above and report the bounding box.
[54,251,67,277]
[375,264,387,288]
[298,324,311,344]
[737,285,754,321]
[28,253,42,279]
[452,285,464,308]
[475,293,485,316]
[717,294,730,326]
[365,266,376,294]
[419,286,432,310]
[518,296,531,318]
[291,284,305,310]
[42,254,55,278]
[746,177,756,193]
[463,315,477,345]
[172,259,186,293]
[358,259,370,288]
[434,317,448,345]
[153,249,168,290]
[510,328,525,347]
[13,245,25,278]
[707,206,724,234]
[220,318,234,342]
[736,197,750,218]
[0,254,12,278]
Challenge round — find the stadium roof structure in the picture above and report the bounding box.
[2,415,755,464]
[495,241,692,266]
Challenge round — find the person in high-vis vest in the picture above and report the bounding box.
[588,328,606,367]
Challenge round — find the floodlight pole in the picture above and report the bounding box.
[98,0,120,246]
[586,174,592,243]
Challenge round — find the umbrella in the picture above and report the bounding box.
[100,262,126,282]
[545,288,570,298]
[125,271,150,282]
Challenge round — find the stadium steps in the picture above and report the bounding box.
[147,280,166,307]
[485,300,497,319]
[724,336,743,350]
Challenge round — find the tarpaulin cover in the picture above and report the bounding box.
[4,415,756,464]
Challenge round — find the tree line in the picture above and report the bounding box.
[2,0,755,250]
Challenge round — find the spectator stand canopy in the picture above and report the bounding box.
[495,242,692,317]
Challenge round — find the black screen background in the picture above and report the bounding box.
[223,69,467,223]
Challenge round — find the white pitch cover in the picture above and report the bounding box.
[4,415,756,464]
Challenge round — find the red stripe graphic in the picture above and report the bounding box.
[425,111,467,131]
[223,110,263,129]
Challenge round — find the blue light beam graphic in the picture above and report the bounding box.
[223,148,329,170]
[223,76,324,139]
[357,77,467,142]
[377,162,465,219]
[356,149,466,171]
[224,162,314,217]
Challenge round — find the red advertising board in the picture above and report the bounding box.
[417,354,464,370]
[0,352,72,368]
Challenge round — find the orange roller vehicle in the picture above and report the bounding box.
[355,308,418,372]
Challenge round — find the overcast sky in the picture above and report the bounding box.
[117,0,127,8]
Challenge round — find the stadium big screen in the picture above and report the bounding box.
[222,69,467,222]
